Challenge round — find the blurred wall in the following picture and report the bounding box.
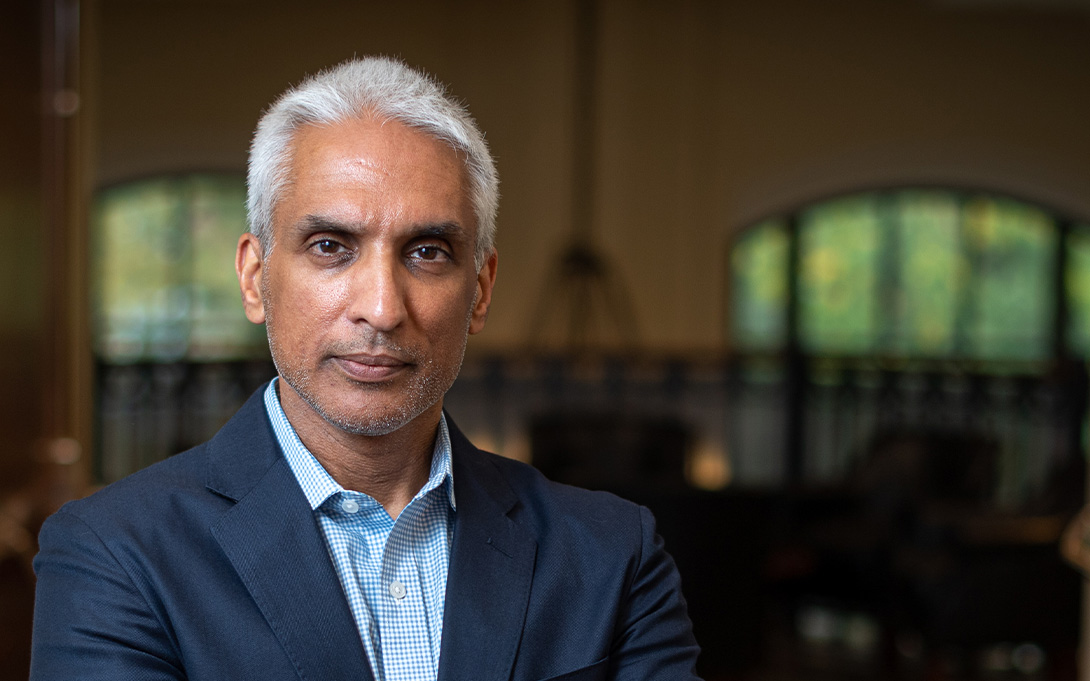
[1,2,46,496]
[90,0,1090,353]
[0,5,46,673]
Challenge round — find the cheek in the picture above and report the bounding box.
[419,280,477,330]
[308,278,352,321]
[293,265,350,305]
[268,272,351,340]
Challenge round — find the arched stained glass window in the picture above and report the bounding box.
[730,190,1077,365]
[93,174,267,362]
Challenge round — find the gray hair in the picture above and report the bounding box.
[247,57,499,266]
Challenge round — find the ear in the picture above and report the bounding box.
[236,232,267,324]
[468,249,498,335]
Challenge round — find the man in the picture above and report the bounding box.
[31,57,700,680]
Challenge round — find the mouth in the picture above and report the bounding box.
[331,352,412,382]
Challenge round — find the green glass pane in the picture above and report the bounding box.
[730,220,788,350]
[1066,225,1090,357]
[799,195,879,354]
[94,179,190,361]
[962,197,1055,361]
[188,176,267,359]
[93,174,266,362]
[897,190,961,356]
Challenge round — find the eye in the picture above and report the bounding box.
[311,238,346,255]
[409,244,451,262]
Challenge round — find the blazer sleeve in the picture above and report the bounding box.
[608,505,702,680]
[31,507,185,681]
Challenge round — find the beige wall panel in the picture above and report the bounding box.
[95,0,1090,354]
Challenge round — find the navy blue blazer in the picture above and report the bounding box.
[31,387,701,680]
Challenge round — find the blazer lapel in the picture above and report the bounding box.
[206,389,373,681]
[438,421,538,681]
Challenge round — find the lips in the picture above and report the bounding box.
[332,352,411,382]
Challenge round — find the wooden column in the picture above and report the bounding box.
[0,0,90,677]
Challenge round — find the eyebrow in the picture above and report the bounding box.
[293,215,468,241]
[412,222,468,240]
[291,215,361,238]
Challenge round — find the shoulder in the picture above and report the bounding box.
[65,443,207,509]
[466,448,653,553]
[483,450,637,514]
[41,442,218,545]
[54,384,278,529]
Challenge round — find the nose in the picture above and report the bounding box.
[344,249,408,332]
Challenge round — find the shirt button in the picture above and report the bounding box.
[389,580,406,600]
[341,498,360,514]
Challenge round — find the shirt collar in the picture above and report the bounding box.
[263,378,456,512]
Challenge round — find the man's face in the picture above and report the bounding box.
[237,116,497,437]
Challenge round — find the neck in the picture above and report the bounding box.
[278,383,441,520]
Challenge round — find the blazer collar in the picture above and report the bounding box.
[206,386,373,681]
[204,385,281,502]
[438,419,538,681]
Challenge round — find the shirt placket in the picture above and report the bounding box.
[338,492,392,679]
[379,498,437,681]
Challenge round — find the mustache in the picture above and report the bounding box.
[323,332,416,360]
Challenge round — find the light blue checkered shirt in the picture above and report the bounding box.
[263,379,455,681]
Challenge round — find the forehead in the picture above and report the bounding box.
[293,115,463,173]
[276,116,474,231]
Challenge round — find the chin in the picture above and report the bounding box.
[319,405,423,437]
[294,374,444,438]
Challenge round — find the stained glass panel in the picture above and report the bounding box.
[961,197,1055,361]
[799,195,879,355]
[1066,225,1090,357]
[897,190,962,356]
[93,175,267,362]
[730,219,788,351]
